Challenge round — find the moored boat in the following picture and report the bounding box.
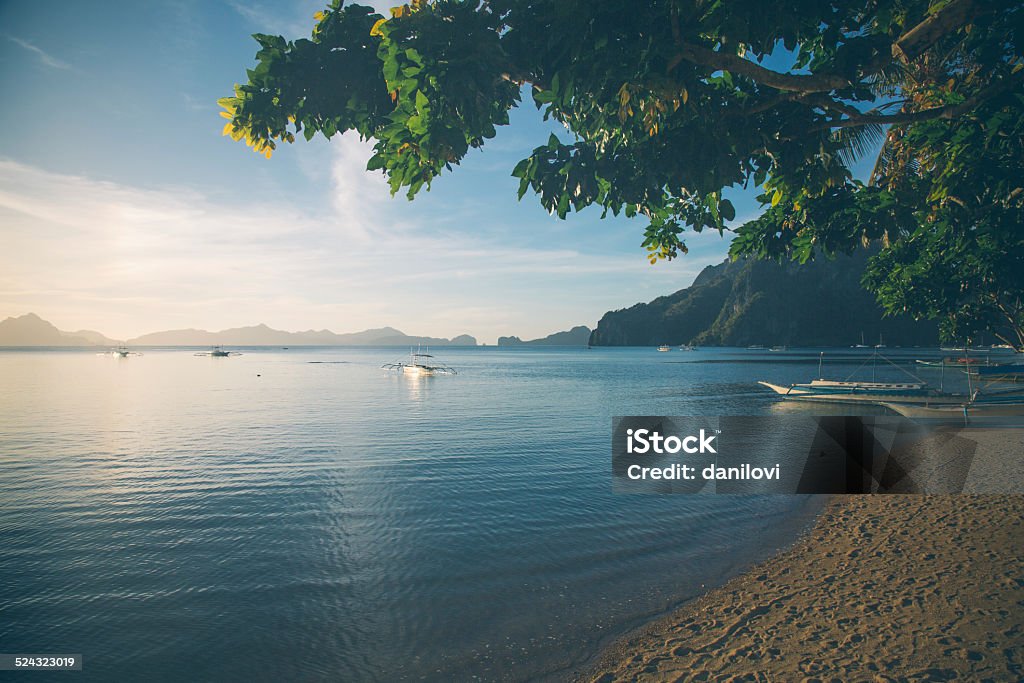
[195,345,242,357]
[101,343,142,358]
[757,350,966,405]
[757,380,964,405]
[382,348,457,376]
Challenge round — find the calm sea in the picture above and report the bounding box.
[0,346,957,681]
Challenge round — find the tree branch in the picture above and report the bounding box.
[892,0,979,63]
[742,92,807,115]
[668,43,851,93]
[809,71,1024,132]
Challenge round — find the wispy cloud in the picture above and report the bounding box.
[0,153,695,342]
[6,35,71,70]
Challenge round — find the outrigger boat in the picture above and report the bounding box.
[758,352,966,405]
[101,343,142,358]
[884,357,1024,421]
[382,349,457,376]
[194,345,242,357]
[756,379,963,405]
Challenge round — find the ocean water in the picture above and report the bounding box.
[0,346,955,681]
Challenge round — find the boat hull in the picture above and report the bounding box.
[882,402,1024,419]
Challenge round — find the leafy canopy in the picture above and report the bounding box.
[221,0,1024,342]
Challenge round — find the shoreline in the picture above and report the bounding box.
[581,495,1024,681]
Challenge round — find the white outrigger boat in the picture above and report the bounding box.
[882,360,1024,421]
[756,379,963,405]
[758,352,967,405]
[382,349,456,376]
[194,345,242,357]
[101,343,142,358]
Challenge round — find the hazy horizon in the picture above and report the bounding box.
[1,309,547,343]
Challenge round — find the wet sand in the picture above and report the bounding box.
[585,495,1024,682]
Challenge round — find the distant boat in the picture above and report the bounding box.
[746,344,765,350]
[101,343,142,358]
[657,345,671,352]
[874,333,886,349]
[679,344,696,351]
[382,348,457,376]
[852,331,870,348]
[195,345,242,357]
[769,345,788,352]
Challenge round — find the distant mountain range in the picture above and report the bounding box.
[126,323,476,347]
[498,326,591,346]
[590,251,939,347]
[0,313,120,346]
[0,314,477,347]
[4,251,943,350]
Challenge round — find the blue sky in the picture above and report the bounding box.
[0,0,864,343]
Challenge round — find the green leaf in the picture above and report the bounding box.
[720,198,736,222]
[415,89,429,112]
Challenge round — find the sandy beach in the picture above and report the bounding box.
[586,494,1024,682]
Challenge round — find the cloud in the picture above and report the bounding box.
[0,153,694,342]
[6,35,71,70]
[328,134,393,243]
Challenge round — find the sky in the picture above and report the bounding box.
[0,0,862,343]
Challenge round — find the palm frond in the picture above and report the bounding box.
[833,123,885,167]
[865,61,910,99]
